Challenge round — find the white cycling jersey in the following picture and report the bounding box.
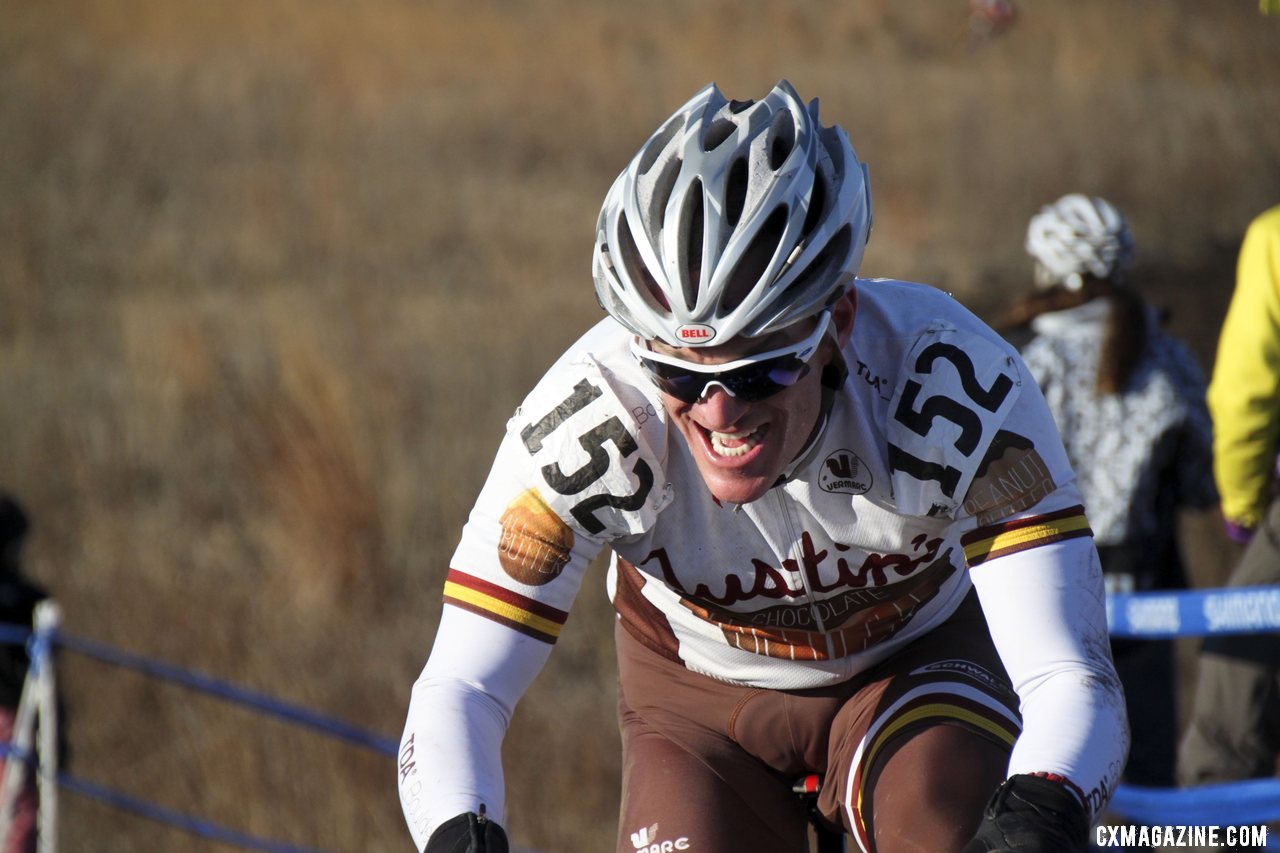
[398,279,1128,849]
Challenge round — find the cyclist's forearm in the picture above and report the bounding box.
[398,606,553,848]
[399,675,508,850]
[969,530,1127,820]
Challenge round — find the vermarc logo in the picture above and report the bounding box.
[820,449,872,495]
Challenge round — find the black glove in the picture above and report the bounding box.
[424,807,510,853]
[962,774,1088,853]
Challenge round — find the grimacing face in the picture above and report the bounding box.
[651,294,855,505]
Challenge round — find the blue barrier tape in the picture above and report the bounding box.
[0,624,29,647]
[56,771,335,853]
[1108,778,1280,825]
[0,738,33,764]
[5,738,336,852]
[1107,585,1280,639]
[48,631,399,758]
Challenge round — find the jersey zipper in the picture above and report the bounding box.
[771,486,831,645]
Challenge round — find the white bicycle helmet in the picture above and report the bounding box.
[593,80,873,347]
[1025,193,1134,290]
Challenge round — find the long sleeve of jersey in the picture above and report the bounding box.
[397,332,652,849]
[396,431,613,849]
[956,349,1129,817]
[1207,205,1280,528]
[398,607,552,850]
[966,519,1128,818]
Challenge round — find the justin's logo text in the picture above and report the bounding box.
[820,449,872,495]
[676,323,716,342]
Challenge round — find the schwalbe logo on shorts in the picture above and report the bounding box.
[912,660,1009,693]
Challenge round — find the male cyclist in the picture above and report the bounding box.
[398,80,1127,853]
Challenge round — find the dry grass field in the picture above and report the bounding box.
[1,1,1278,850]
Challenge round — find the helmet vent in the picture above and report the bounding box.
[702,118,738,152]
[594,254,627,316]
[646,155,683,234]
[721,205,789,315]
[678,179,705,311]
[725,157,748,227]
[777,224,851,303]
[768,110,796,170]
[637,116,683,176]
[617,214,671,312]
[801,168,826,237]
[728,98,755,114]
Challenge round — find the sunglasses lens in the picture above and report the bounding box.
[641,361,706,403]
[660,373,706,404]
[722,358,810,402]
[639,355,810,403]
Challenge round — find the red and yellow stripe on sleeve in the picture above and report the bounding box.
[443,569,569,644]
[961,505,1092,568]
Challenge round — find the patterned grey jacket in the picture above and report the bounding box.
[1022,299,1217,587]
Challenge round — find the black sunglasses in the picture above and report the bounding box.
[630,312,833,404]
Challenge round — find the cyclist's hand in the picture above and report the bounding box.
[424,808,509,853]
[961,774,1087,853]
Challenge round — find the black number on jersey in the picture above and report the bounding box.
[521,380,603,454]
[888,342,1015,497]
[520,379,654,535]
[887,444,962,498]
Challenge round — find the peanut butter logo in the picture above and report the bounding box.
[963,430,1056,525]
[498,488,575,585]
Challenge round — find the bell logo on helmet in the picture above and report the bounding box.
[676,324,716,342]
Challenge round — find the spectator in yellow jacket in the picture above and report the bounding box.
[1179,203,1280,785]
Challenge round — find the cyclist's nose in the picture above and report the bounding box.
[691,383,751,428]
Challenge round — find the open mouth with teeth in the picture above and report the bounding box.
[708,426,764,458]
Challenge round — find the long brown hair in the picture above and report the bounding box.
[998,277,1149,395]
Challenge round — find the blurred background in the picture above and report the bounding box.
[1,0,1278,850]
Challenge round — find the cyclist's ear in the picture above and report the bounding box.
[832,289,857,348]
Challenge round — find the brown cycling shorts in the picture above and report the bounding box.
[614,591,1021,853]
